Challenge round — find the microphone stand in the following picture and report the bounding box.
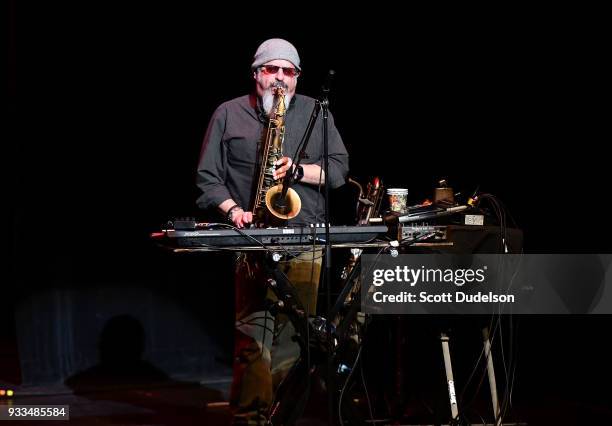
[274,94,321,211]
[272,71,337,425]
[320,70,335,426]
[275,71,337,425]
[274,71,335,213]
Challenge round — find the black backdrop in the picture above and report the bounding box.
[12,4,610,253]
[6,1,612,417]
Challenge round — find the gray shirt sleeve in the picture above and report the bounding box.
[196,106,232,210]
[324,112,349,189]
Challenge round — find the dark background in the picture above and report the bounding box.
[11,4,610,253]
[5,2,612,423]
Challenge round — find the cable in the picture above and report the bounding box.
[360,342,375,423]
[492,199,523,424]
[460,194,522,424]
[456,194,523,423]
[222,223,313,258]
[336,245,388,424]
[338,344,363,426]
[236,317,275,335]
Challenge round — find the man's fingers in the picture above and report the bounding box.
[275,157,292,166]
[273,157,293,180]
[235,211,253,228]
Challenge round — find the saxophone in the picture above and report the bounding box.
[252,83,301,225]
[333,177,385,347]
[351,176,384,225]
[341,176,384,279]
[332,176,384,341]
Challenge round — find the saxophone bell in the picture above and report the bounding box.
[265,184,302,220]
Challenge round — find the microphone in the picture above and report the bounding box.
[396,205,468,223]
[274,181,289,213]
[273,161,301,214]
[381,205,469,225]
[322,69,335,96]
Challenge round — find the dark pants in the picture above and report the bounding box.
[230,249,322,423]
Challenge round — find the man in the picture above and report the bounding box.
[196,38,349,424]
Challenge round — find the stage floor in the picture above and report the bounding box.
[2,378,611,425]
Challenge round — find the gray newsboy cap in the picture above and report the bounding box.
[251,38,301,71]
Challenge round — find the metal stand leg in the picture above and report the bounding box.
[440,332,459,422]
[482,327,502,426]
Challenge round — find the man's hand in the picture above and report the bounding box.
[273,156,293,180]
[274,159,326,185]
[219,200,253,229]
[229,208,253,229]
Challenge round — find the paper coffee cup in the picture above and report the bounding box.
[387,188,408,213]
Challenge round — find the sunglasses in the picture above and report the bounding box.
[259,65,300,77]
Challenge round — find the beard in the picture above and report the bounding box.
[262,83,293,117]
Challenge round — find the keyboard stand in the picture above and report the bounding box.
[262,252,323,426]
[440,332,460,423]
[437,328,503,426]
[263,249,370,426]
